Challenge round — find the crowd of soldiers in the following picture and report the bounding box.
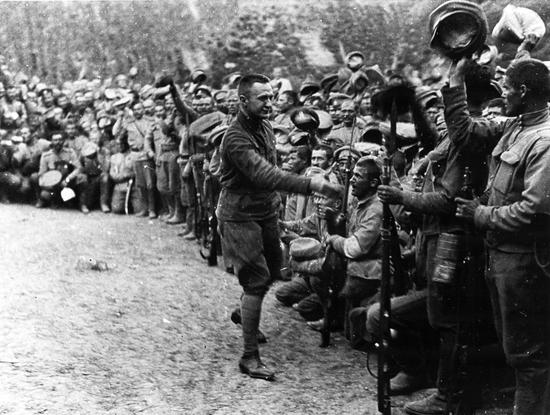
[1,15,549,415]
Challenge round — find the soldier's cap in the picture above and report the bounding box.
[334,145,361,161]
[349,70,370,91]
[222,72,242,88]
[191,69,207,84]
[372,80,416,117]
[299,75,321,97]
[354,142,383,157]
[321,73,339,93]
[98,117,112,129]
[429,0,488,60]
[113,95,133,108]
[36,83,52,96]
[473,44,498,67]
[194,85,212,98]
[359,124,384,145]
[337,67,353,86]
[290,107,320,132]
[139,84,155,99]
[288,130,310,147]
[81,142,99,158]
[208,125,229,147]
[378,121,417,144]
[327,93,353,106]
[289,237,323,261]
[213,89,228,102]
[104,88,118,100]
[415,86,442,109]
[272,124,290,136]
[315,110,333,131]
[345,51,366,71]
[363,65,386,87]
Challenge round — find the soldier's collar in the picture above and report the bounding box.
[357,193,377,207]
[517,107,549,127]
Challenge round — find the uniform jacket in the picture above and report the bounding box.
[331,194,383,280]
[443,84,550,252]
[217,110,311,222]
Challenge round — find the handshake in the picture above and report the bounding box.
[309,176,343,199]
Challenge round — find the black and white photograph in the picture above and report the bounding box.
[0,0,549,413]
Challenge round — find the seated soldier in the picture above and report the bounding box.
[324,156,385,340]
[76,141,110,213]
[11,126,51,203]
[37,132,82,209]
[277,168,342,322]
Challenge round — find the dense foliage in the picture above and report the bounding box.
[1,0,549,86]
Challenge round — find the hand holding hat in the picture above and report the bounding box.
[155,75,174,88]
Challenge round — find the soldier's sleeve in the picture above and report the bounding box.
[442,84,505,152]
[38,152,48,176]
[401,189,455,216]
[474,138,550,232]
[332,204,382,259]
[283,213,318,237]
[144,127,155,158]
[225,130,311,194]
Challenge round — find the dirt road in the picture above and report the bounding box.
[0,205,511,414]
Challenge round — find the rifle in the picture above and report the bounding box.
[445,166,479,415]
[199,167,220,266]
[320,117,357,347]
[377,99,398,415]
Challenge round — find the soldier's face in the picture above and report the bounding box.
[7,87,17,100]
[276,94,292,113]
[351,166,378,198]
[341,103,356,125]
[502,76,523,117]
[20,128,31,143]
[329,105,342,124]
[66,124,76,137]
[51,135,64,151]
[154,106,166,119]
[311,149,329,169]
[132,103,144,119]
[241,82,273,119]
[57,96,69,109]
[227,94,239,115]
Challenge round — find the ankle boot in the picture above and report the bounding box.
[147,189,157,219]
[160,194,174,221]
[167,196,185,224]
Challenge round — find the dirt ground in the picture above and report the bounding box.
[0,204,513,415]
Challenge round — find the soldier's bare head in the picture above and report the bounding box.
[238,74,273,119]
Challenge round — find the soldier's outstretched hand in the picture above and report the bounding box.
[309,176,343,199]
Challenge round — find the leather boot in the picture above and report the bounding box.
[147,189,157,219]
[238,353,275,381]
[390,371,431,396]
[230,307,267,343]
[404,391,447,415]
[167,195,185,224]
[160,194,174,221]
[135,188,148,217]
